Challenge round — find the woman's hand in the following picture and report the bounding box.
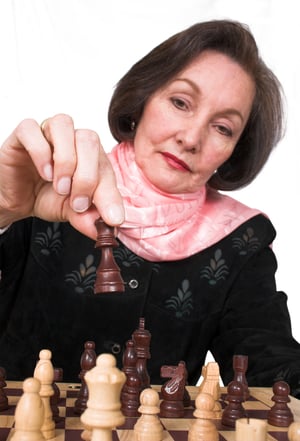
[0,114,124,239]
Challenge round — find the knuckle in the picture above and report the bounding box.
[50,114,74,132]
[75,129,100,146]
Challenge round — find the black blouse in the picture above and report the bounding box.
[1,215,300,396]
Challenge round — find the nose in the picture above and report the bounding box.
[175,121,205,153]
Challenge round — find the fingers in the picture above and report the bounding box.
[40,114,76,193]
[3,114,125,227]
[43,114,125,225]
[92,151,125,226]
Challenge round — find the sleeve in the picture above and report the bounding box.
[0,219,32,335]
[210,245,300,397]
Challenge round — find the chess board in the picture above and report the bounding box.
[1,382,300,441]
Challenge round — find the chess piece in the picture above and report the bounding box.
[132,318,151,390]
[74,341,97,415]
[188,392,218,441]
[268,380,294,427]
[288,421,300,440]
[33,349,56,439]
[94,217,125,293]
[0,366,8,411]
[134,388,164,441]
[80,353,126,441]
[221,380,246,427]
[121,339,142,416]
[160,361,186,418]
[11,377,44,441]
[50,367,63,422]
[233,354,250,400]
[198,362,222,418]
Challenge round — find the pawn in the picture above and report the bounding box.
[74,341,97,415]
[221,380,246,427]
[121,339,142,417]
[188,392,218,441]
[233,355,250,401]
[288,421,300,440]
[134,388,164,441]
[50,367,63,422]
[268,380,294,427]
[34,349,55,439]
[10,377,44,441]
[0,366,8,411]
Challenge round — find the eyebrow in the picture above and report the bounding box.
[171,78,245,123]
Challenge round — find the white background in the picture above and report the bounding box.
[0,0,299,344]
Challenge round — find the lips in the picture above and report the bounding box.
[161,152,191,171]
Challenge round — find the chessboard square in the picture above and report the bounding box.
[218,431,236,441]
[268,431,290,440]
[116,429,136,440]
[65,416,85,431]
[61,429,83,441]
[58,405,66,418]
[244,400,269,410]
[5,387,23,397]
[0,414,14,428]
[3,428,13,441]
[268,424,290,433]
[161,417,193,431]
[66,397,76,408]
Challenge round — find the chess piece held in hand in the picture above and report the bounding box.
[94,218,125,294]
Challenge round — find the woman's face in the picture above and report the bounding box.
[133,50,255,194]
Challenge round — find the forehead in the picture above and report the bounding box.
[176,49,253,85]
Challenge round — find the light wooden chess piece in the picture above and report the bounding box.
[288,421,300,440]
[11,377,45,441]
[188,392,218,441]
[80,353,126,441]
[198,362,222,418]
[33,349,55,439]
[134,388,164,441]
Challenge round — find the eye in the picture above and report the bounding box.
[214,124,233,137]
[170,97,188,110]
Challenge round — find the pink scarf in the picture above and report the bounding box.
[108,142,261,261]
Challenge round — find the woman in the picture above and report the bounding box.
[1,20,300,395]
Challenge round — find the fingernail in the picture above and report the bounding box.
[57,177,71,195]
[43,164,53,181]
[107,204,124,224]
[72,196,90,212]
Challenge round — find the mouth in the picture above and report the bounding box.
[161,152,191,172]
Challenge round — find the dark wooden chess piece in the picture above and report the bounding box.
[74,341,97,415]
[221,380,246,427]
[121,339,142,417]
[50,367,63,422]
[267,380,294,427]
[94,217,125,294]
[0,366,8,411]
[160,361,187,418]
[132,317,151,390]
[233,354,250,400]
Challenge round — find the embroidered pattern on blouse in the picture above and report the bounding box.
[232,227,260,255]
[64,254,96,294]
[200,249,229,285]
[114,246,144,268]
[34,222,62,256]
[165,279,193,317]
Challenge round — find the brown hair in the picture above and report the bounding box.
[108,20,284,191]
